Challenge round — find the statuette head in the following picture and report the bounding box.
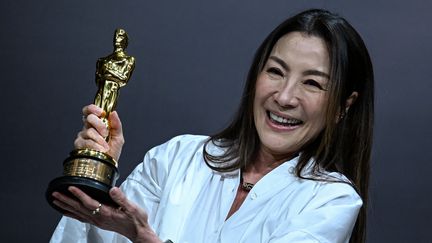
[114,28,128,50]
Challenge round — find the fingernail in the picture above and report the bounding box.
[110,187,118,195]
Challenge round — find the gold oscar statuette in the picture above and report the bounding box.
[46,28,135,212]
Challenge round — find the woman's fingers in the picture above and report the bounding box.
[52,187,154,242]
[85,114,109,138]
[82,104,108,136]
[82,104,105,117]
[52,190,89,214]
[62,211,88,224]
[75,128,109,151]
[109,187,148,222]
[52,198,90,223]
[51,191,97,225]
[76,104,111,151]
[82,105,122,140]
[52,189,110,227]
[67,186,101,212]
[74,136,106,152]
[78,105,124,161]
[52,197,76,213]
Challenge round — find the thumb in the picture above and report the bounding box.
[109,187,129,208]
[110,187,139,216]
[106,111,124,161]
[108,111,123,138]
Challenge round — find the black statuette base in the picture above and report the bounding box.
[46,176,118,214]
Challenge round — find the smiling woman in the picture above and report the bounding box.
[254,32,332,160]
[203,8,373,243]
[50,8,374,243]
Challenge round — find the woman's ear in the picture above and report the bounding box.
[345,91,358,111]
[337,91,358,122]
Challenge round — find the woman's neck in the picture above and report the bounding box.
[243,147,297,184]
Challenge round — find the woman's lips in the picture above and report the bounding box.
[266,111,303,131]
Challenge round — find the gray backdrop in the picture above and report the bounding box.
[1,0,431,242]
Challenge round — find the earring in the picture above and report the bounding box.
[339,107,349,120]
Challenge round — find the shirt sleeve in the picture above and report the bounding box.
[49,134,206,243]
[119,135,177,227]
[49,139,172,243]
[268,181,363,243]
[124,134,209,230]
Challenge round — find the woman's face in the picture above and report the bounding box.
[253,31,330,160]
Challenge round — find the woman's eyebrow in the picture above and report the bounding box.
[268,56,289,70]
[303,70,330,79]
[269,56,329,79]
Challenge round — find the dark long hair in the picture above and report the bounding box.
[203,9,374,243]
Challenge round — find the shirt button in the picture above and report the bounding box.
[251,192,257,200]
[288,167,295,174]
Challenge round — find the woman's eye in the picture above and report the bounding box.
[266,67,284,77]
[304,79,326,90]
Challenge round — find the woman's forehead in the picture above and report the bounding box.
[270,32,330,74]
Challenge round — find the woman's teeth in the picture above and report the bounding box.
[269,112,302,126]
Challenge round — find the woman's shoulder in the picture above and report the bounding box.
[147,134,209,155]
[130,134,210,174]
[167,134,209,142]
[295,160,362,204]
[301,169,362,207]
[162,134,209,143]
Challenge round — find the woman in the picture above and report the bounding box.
[50,9,374,243]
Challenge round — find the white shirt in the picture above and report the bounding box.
[50,134,362,243]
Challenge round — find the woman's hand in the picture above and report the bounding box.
[74,104,124,161]
[52,187,162,243]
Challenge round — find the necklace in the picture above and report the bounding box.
[242,181,254,191]
[240,173,254,191]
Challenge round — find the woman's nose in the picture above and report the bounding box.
[274,81,300,109]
